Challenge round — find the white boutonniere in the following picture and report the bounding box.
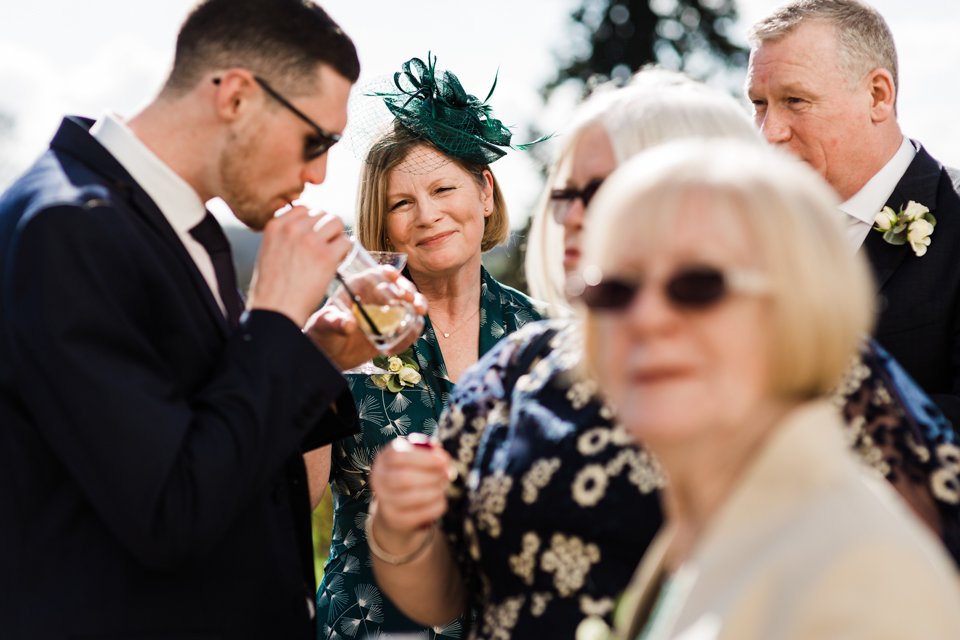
[370,350,421,392]
[873,200,936,257]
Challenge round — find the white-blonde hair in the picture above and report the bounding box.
[525,69,761,310]
[582,140,875,399]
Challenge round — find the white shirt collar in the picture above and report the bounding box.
[840,137,916,225]
[90,112,206,233]
[90,112,228,316]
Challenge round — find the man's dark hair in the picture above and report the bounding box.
[164,0,359,96]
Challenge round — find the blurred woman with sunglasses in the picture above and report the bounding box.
[582,141,960,639]
[365,72,763,639]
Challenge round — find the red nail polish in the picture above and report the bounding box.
[407,432,433,449]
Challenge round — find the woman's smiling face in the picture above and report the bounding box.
[384,144,493,277]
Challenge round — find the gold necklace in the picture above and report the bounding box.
[431,306,481,339]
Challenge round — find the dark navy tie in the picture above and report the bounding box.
[189,211,244,327]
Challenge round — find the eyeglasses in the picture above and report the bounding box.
[577,264,770,312]
[549,178,605,224]
[254,76,342,161]
[213,75,341,161]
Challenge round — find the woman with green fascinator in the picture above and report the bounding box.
[308,54,545,639]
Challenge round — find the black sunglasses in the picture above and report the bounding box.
[579,264,769,312]
[549,178,605,224]
[213,75,341,161]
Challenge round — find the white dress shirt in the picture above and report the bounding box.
[90,113,227,315]
[839,136,916,251]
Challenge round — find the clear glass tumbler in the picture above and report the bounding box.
[327,243,421,373]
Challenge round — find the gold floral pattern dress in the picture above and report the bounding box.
[835,339,960,563]
[438,319,665,640]
[316,267,543,640]
[436,322,960,640]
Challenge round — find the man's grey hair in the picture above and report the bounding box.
[749,0,898,92]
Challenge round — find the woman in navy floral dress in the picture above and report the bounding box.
[363,74,758,639]
[365,71,960,640]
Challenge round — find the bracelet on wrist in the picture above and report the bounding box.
[365,510,436,566]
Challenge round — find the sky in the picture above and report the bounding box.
[1,0,956,229]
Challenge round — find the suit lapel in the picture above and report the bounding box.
[862,142,943,291]
[51,117,230,337]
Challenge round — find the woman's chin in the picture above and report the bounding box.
[410,250,479,277]
[616,391,708,446]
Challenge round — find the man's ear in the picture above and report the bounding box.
[867,67,897,123]
[211,70,257,122]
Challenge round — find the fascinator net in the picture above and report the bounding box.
[348,53,546,173]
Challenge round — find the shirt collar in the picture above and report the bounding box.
[840,137,916,225]
[90,112,206,233]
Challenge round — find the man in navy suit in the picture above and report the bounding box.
[0,1,422,637]
[746,0,960,428]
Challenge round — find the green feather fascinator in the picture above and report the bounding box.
[367,52,547,165]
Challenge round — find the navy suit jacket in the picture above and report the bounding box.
[864,142,960,429]
[0,117,357,639]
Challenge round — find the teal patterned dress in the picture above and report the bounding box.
[317,267,544,640]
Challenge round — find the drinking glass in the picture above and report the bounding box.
[329,244,420,375]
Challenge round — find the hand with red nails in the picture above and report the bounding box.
[369,434,452,541]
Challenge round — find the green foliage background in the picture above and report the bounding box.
[312,493,335,583]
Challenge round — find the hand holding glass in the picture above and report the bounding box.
[326,243,421,360]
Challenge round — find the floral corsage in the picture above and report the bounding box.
[370,350,422,392]
[874,200,936,257]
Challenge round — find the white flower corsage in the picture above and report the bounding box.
[873,200,936,257]
[370,350,421,392]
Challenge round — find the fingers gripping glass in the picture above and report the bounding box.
[212,75,341,161]
[343,251,410,376]
[327,242,421,354]
[549,179,605,224]
[579,265,770,312]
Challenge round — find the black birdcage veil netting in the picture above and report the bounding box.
[346,53,547,175]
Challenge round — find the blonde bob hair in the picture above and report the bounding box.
[355,123,508,252]
[526,69,761,310]
[583,140,875,399]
